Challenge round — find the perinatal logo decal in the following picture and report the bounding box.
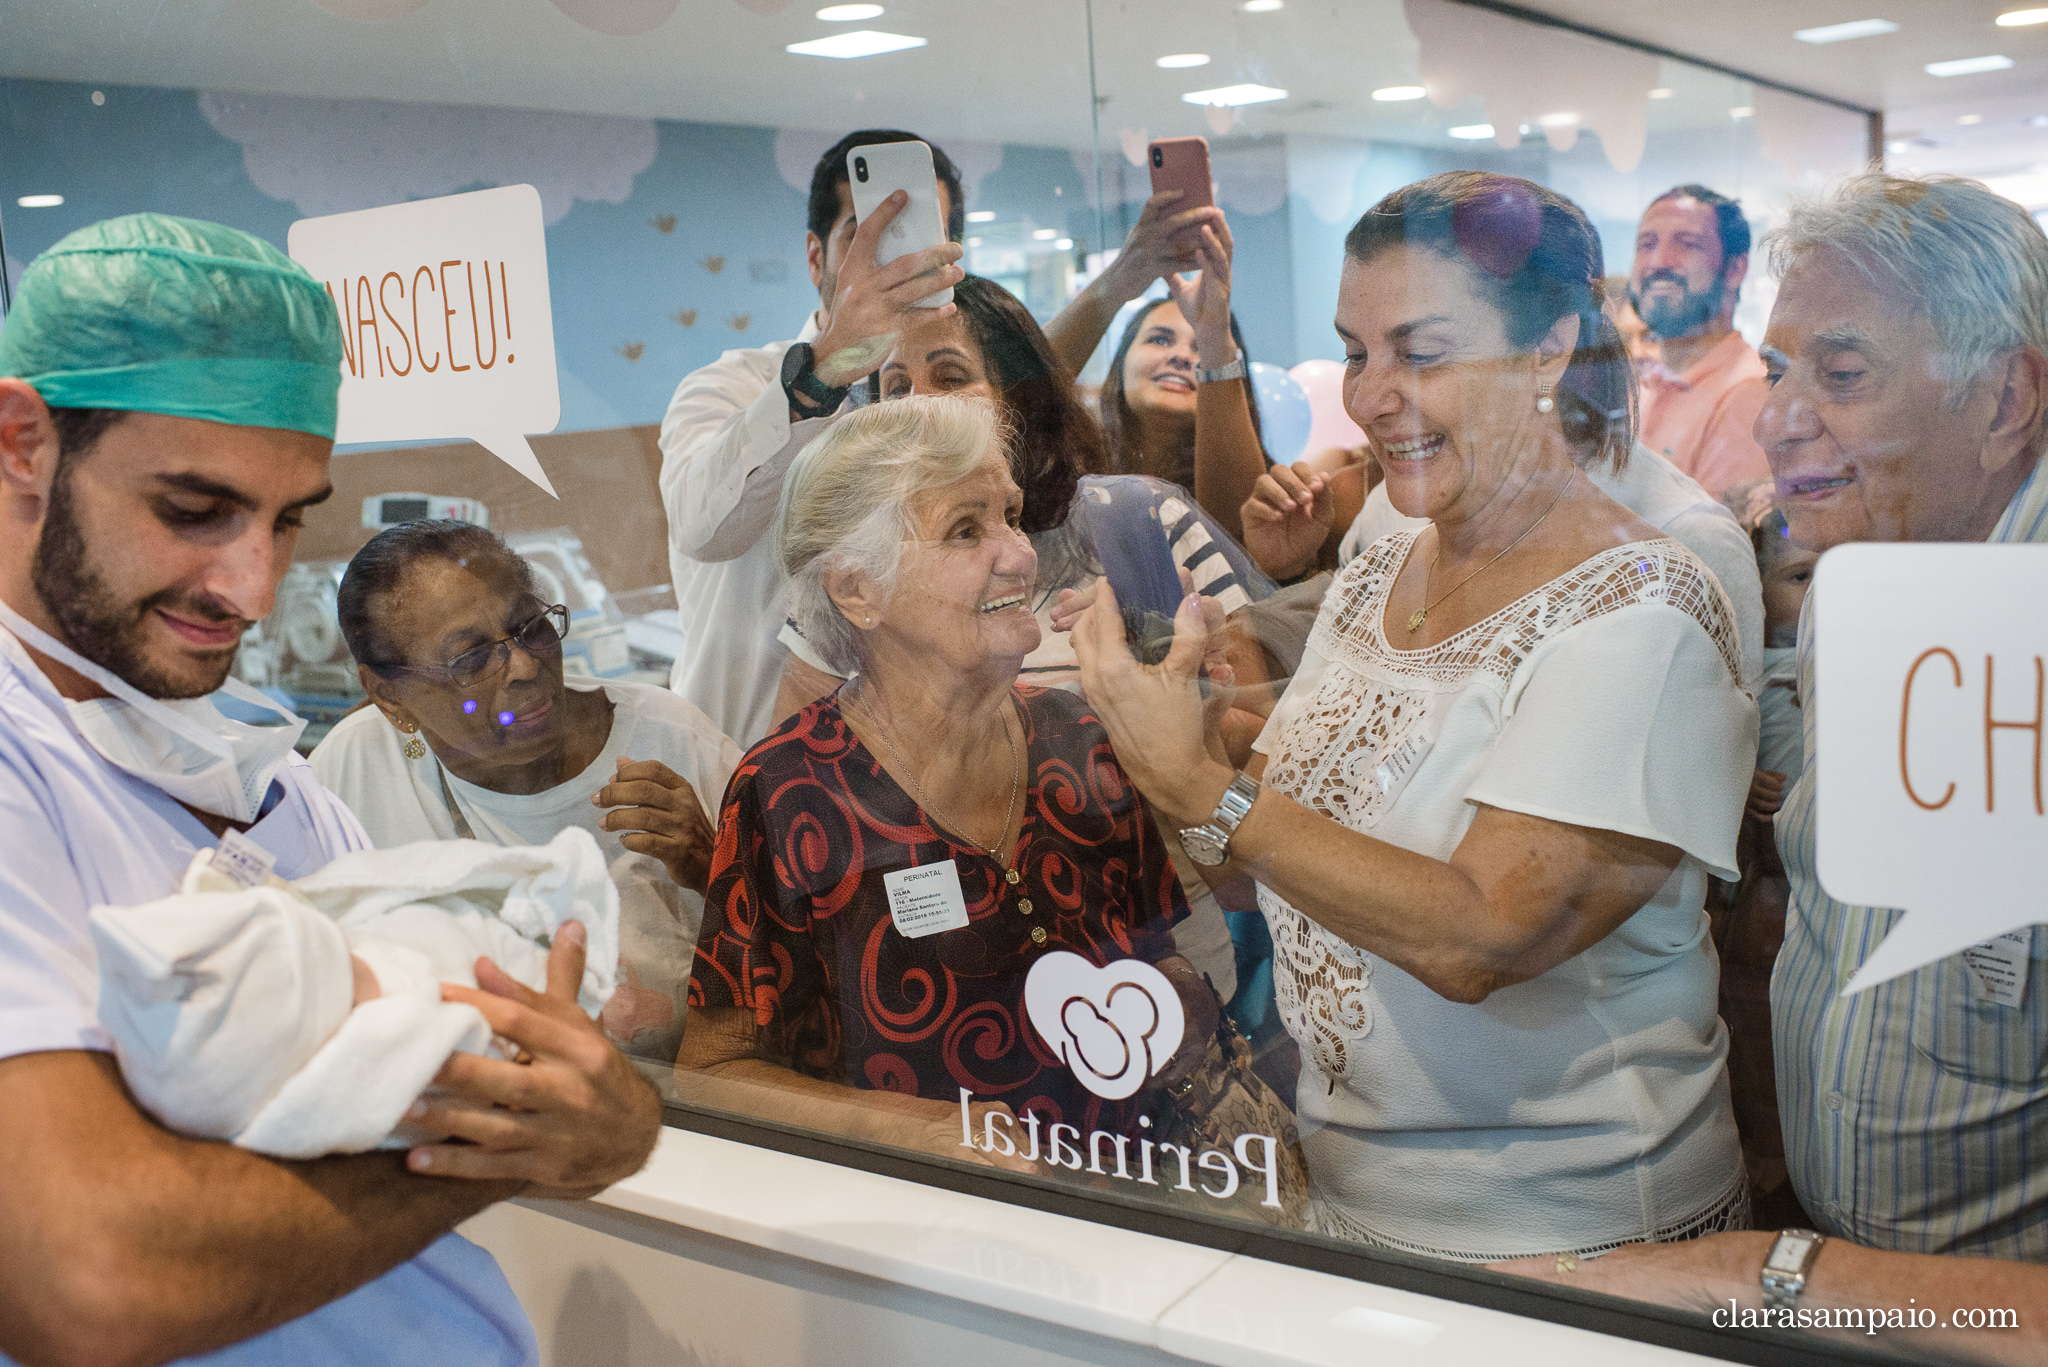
[1023,952,1185,1100]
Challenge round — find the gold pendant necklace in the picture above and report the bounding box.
[851,688,1045,944]
[1407,479,1572,634]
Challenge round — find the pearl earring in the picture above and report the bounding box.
[1535,380,1555,415]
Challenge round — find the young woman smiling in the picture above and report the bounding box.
[1096,209,1269,539]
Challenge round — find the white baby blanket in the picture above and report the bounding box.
[91,827,619,1160]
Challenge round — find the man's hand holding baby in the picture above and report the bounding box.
[403,921,662,1199]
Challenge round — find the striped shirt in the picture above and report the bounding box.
[1772,456,2048,1259]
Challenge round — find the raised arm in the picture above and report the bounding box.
[1165,219,1267,541]
[660,192,965,564]
[1042,192,1223,377]
[658,351,833,564]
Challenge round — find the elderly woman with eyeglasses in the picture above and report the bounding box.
[309,519,740,1064]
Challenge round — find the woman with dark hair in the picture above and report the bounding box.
[873,273,1104,527]
[310,519,740,1065]
[1095,213,1268,537]
[1069,172,1757,1261]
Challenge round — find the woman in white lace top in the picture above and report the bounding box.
[1069,172,1758,1262]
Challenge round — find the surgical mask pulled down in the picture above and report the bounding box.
[0,597,304,825]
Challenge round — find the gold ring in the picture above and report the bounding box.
[1555,1252,1580,1274]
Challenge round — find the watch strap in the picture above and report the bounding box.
[1180,771,1260,864]
[1194,351,1246,385]
[782,342,848,417]
[1760,1229,1824,1311]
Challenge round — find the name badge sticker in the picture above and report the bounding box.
[1963,930,2031,1010]
[884,860,972,939]
[211,829,277,890]
[1370,729,1434,807]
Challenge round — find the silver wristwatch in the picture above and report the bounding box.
[1194,350,1246,384]
[1760,1229,1824,1311]
[1178,771,1260,867]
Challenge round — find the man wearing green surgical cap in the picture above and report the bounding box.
[0,214,659,1367]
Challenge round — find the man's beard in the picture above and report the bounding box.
[1629,272,1720,342]
[31,466,247,700]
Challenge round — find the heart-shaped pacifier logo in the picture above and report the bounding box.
[1023,952,1185,1100]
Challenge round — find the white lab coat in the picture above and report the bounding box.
[659,311,849,747]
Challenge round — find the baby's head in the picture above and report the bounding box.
[1725,479,1817,650]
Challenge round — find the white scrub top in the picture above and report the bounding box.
[0,627,537,1367]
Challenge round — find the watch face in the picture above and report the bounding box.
[1180,828,1228,866]
[780,343,811,387]
[1766,1235,1816,1273]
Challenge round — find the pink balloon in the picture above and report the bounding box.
[1289,358,1366,459]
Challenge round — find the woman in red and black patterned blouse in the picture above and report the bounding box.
[679,395,1219,1169]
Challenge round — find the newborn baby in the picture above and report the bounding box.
[90,827,618,1160]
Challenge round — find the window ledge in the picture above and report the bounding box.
[534,1125,1712,1366]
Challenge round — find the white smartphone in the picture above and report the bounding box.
[846,139,955,309]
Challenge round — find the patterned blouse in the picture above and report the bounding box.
[1252,530,1754,1259]
[690,684,1188,1136]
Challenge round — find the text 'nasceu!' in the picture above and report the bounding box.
[323,260,517,381]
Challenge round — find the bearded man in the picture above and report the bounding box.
[0,214,659,1367]
[1631,184,1773,497]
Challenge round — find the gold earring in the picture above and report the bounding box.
[1536,380,1555,415]
[400,724,427,761]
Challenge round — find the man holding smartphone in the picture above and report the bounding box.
[656,129,968,749]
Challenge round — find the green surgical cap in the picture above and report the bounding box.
[0,213,343,440]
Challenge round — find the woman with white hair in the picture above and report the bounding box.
[677,395,1237,1171]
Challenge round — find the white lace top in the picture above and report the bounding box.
[1252,531,1757,1260]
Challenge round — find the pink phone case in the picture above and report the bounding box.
[1148,137,1214,213]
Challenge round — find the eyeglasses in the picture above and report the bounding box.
[385,604,569,689]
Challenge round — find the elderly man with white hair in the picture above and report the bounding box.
[1494,173,2048,1354]
[1761,173,2048,1265]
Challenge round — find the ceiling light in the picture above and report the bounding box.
[1926,54,2015,76]
[16,194,63,207]
[1731,105,1754,118]
[2032,114,2048,126]
[1648,87,1674,99]
[1181,83,1289,107]
[815,3,883,18]
[965,209,996,222]
[1157,53,1211,68]
[1032,228,1058,240]
[1996,8,2048,25]
[1537,111,1579,127]
[1448,123,1495,139]
[1241,0,1283,10]
[1959,113,1985,124]
[1794,18,1899,43]
[1887,139,1910,153]
[786,29,926,58]
[1371,85,1427,101]
[1054,238,1074,250]
[965,236,982,247]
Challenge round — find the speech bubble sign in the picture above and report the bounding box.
[1815,542,2046,995]
[287,185,560,495]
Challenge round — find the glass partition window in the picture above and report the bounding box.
[4,1,2042,1362]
